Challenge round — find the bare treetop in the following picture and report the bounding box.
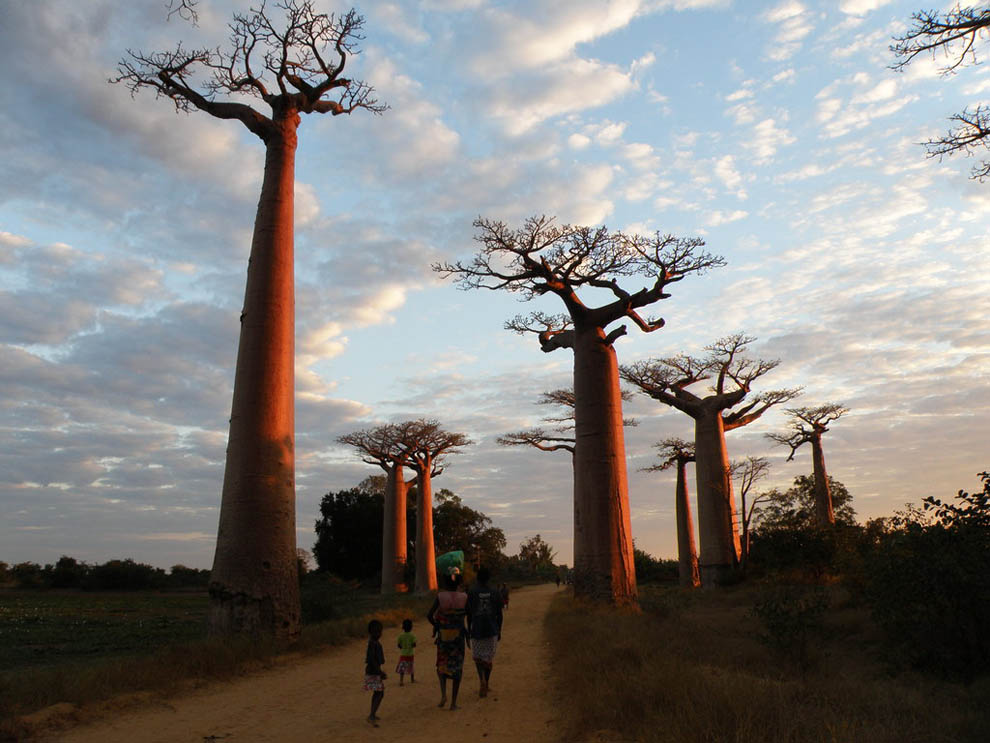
[730,455,771,498]
[112,1,385,141]
[496,428,576,454]
[620,333,801,425]
[891,5,990,179]
[337,421,418,469]
[642,437,695,472]
[435,216,724,342]
[767,403,849,461]
[891,6,990,72]
[405,419,472,476]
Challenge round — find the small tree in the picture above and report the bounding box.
[730,456,772,568]
[891,5,990,179]
[767,404,848,526]
[437,216,723,603]
[621,334,800,585]
[433,489,507,570]
[112,0,385,640]
[643,438,700,587]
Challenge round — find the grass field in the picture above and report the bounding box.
[0,584,432,736]
[547,582,990,743]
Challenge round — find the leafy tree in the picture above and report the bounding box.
[633,545,678,584]
[754,475,856,532]
[50,555,87,588]
[519,534,557,570]
[112,0,385,640]
[313,486,384,582]
[643,438,699,587]
[432,489,506,570]
[891,5,990,179]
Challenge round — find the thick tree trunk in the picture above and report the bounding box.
[694,411,741,587]
[209,114,301,641]
[572,326,637,604]
[811,435,835,526]
[675,460,701,588]
[414,462,438,592]
[381,463,409,594]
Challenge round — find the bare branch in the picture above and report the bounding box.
[496,428,575,454]
[767,402,848,460]
[642,437,695,472]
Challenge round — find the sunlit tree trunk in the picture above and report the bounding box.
[572,326,637,604]
[209,112,301,641]
[694,411,740,587]
[414,456,438,592]
[381,463,409,593]
[674,459,701,588]
[811,435,834,526]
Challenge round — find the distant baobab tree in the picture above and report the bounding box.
[112,1,385,639]
[643,438,700,588]
[767,404,848,526]
[621,334,800,586]
[729,455,772,567]
[337,422,419,594]
[436,216,723,603]
[406,420,472,592]
[891,5,990,179]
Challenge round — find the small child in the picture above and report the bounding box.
[395,618,416,686]
[363,619,386,726]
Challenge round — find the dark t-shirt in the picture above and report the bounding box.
[467,583,503,639]
[365,638,385,675]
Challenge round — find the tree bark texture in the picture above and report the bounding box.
[675,460,701,588]
[209,113,301,641]
[694,411,741,587]
[571,326,637,604]
[811,435,835,526]
[414,460,438,593]
[381,463,409,594]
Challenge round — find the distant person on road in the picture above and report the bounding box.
[467,566,503,698]
[427,569,469,710]
[395,618,416,686]
[363,619,386,726]
[499,582,509,609]
[555,574,561,588]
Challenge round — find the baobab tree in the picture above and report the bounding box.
[892,5,990,178]
[729,455,772,567]
[406,420,472,593]
[767,404,849,527]
[436,217,723,603]
[643,438,700,588]
[112,2,385,638]
[620,334,800,586]
[337,423,419,594]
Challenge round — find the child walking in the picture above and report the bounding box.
[395,618,417,686]
[363,619,386,726]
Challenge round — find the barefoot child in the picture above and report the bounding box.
[396,618,416,686]
[363,619,386,726]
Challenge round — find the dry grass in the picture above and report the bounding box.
[546,583,988,743]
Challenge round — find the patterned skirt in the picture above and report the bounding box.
[436,629,465,680]
[471,636,498,667]
[363,674,384,692]
[395,656,414,675]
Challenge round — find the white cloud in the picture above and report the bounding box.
[745,118,796,161]
[714,155,743,190]
[706,209,748,226]
[568,133,592,149]
[839,0,892,15]
[763,1,814,61]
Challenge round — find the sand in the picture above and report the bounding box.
[40,583,560,743]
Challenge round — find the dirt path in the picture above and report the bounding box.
[43,583,560,743]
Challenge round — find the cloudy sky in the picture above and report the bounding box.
[2,0,988,570]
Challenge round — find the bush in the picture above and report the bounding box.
[633,547,678,584]
[751,584,829,670]
[859,473,990,679]
[82,559,167,591]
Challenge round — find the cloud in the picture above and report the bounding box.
[763,1,814,61]
[838,0,893,15]
[745,118,796,161]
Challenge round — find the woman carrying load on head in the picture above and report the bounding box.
[427,563,469,711]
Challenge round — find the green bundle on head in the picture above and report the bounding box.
[436,550,465,577]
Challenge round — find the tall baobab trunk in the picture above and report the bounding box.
[381,463,409,594]
[674,459,701,588]
[414,458,438,593]
[209,112,301,641]
[810,435,835,526]
[694,411,740,587]
[572,327,637,604]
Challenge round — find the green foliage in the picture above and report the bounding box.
[754,474,856,531]
[858,472,990,679]
[633,546,678,583]
[1,559,207,591]
[312,480,386,581]
[751,585,829,670]
[432,489,506,568]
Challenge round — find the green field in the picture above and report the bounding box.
[0,591,209,671]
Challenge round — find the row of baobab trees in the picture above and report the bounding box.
[110,1,854,639]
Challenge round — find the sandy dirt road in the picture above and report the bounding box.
[42,583,560,743]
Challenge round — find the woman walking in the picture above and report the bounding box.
[427,569,469,710]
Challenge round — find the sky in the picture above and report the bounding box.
[1,0,989,571]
